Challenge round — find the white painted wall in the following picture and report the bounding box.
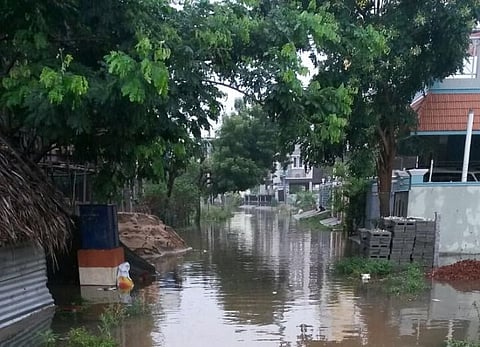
[408,184,480,254]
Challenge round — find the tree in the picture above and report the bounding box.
[210,104,281,194]
[1,0,358,199]
[287,0,479,216]
[1,1,175,187]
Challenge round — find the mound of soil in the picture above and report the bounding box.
[429,260,480,281]
[118,212,187,256]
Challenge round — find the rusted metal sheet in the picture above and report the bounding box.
[0,241,54,330]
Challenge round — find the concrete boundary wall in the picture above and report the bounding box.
[408,184,480,254]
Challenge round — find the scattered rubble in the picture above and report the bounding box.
[118,212,188,257]
[429,260,480,281]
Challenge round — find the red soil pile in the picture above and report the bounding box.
[428,260,480,281]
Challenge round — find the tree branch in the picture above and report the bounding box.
[376,124,388,150]
[202,79,259,102]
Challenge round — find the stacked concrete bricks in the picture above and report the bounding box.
[382,217,416,265]
[412,219,436,269]
[364,229,391,259]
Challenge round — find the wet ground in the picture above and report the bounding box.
[47,209,480,346]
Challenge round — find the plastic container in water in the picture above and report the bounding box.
[79,204,119,249]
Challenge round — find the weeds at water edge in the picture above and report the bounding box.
[39,327,116,347]
[298,214,335,232]
[67,327,116,347]
[334,257,427,296]
[98,304,125,337]
[38,330,58,347]
[334,257,394,278]
[39,298,150,346]
[125,297,151,316]
[386,263,427,296]
[446,339,480,347]
[201,205,234,223]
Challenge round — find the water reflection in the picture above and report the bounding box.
[50,209,480,346]
[142,210,359,346]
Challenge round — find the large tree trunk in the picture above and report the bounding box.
[376,125,396,217]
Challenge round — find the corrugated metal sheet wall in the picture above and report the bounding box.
[0,241,54,329]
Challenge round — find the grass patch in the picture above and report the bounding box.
[40,298,150,346]
[98,304,125,337]
[39,327,116,347]
[386,262,427,296]
[446,340,480,347]
[38,330,58,347]
[66,327,116,347]
[125,297,151,316]
[334,257,394,278]
[298,214,334,231]
[334,257,428,296]
[201,205,234,222]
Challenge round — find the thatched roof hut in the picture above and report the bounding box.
[0,142,72,257]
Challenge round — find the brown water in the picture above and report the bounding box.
[52,209,480,346]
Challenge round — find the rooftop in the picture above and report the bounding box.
[413,93,480,133]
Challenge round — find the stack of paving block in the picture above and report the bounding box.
[412,219,436,268]
[382,217,416,265]
[364,229,391,259]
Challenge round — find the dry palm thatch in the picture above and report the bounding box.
[0,139,72,258]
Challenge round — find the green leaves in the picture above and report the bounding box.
[210,104,281,194]
[106,51,136,79]
[105,37,170,102]
[39,66,89,105]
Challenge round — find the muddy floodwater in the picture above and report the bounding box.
[50,209,480,346]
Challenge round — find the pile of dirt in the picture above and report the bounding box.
[428,260,480,281]
[118,212,187,256]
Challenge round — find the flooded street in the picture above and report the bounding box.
[52,209,480,346]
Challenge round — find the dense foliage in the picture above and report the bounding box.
[1,0,368,199]
[210,104,282,194]
[292,0,479,216]
[3,0,476,216]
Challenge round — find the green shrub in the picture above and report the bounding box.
[67,328,116,347]
[98,303,126,337]
[39,329,58,347]
[294,190,317,211]
[387,262,427,296]
[125,298,150,317]
[334,258,428,297]
[334,257,394,277]
[298,213,333,231]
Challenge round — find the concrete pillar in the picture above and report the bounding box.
[78,247,124,286]
[408,169,429,186]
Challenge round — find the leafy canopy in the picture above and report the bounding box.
[286,0,479,216]
[209,104,279,194]
[0,0,359,195]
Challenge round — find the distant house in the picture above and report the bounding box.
[0,140,72,343]
[272,145,326,202]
